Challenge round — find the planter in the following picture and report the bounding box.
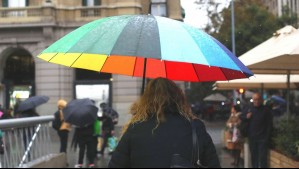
[269,150,299,168]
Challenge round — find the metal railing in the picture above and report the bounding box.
[0,4,142,23]
[0,116,54,168]
[0,6,102,20]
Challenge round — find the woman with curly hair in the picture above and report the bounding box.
[108,77,220,168]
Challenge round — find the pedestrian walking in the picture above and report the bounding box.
[97,111,114,156]
[72,124,98,168]
[226,105,243,167]
[99,103,119,125]
[54,99,71,153]
[242,93,272,168]
[108,77,220,168]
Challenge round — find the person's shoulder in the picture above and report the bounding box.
[54,110,59,115]
[193,119,206,130]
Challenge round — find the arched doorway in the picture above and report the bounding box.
[74,69,112,108]
[2,48,35,110]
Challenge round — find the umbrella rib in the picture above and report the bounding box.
[70,53,84,67]
[164,60,167,78]
[47,53,59,62]
[192,64,201,81]
[219,68,230,81]
[132,56,138,77]
[98,55,109,72]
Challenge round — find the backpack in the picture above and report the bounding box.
[52,111,62,131]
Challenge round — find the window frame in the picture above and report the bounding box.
[82,0,101,7]
[151,0,168,17]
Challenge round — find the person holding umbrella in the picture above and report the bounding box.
[108,78,220,168]
[72,124,98,168]
[66,99,98,168]
[16,95,49,118]
[54,99,71,154]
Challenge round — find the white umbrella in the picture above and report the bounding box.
[214,74,299,90]
[204,93,227,102]
[239,25,299,115]
[239,26,299,73]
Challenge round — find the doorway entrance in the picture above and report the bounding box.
[74,69,112,111]
[2,48,35,111]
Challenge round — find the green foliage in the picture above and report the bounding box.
[212,0,279,56]
[272,116,299,160]
[188,0,298,103]
[276,5,298,28]
[185,82,229,104]
[185,82,214,104]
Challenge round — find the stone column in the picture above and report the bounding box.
[112,75,141,126]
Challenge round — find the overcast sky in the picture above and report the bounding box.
[181,0,230,29]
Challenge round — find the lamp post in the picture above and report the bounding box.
[231,0,236,55]
[231,0,237,105]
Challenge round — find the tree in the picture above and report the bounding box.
[187,0,297,104]
[194,0,230,33]
[212,0,279,56]
[185,82,214,104]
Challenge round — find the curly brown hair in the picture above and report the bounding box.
[123,77,197,133]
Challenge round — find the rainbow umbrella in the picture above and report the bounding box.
[38,15,253,90]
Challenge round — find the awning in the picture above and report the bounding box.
[214,74,299,90]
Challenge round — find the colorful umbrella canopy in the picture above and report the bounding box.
[38,15,253,82]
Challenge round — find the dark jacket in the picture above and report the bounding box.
[98,115,114,133]
[246,105,272,141]
[108,113,220,168]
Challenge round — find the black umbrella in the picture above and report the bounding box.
[17,96,49,112]
[63,98,98,127]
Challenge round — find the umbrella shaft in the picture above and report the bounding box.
[141,58,147,95]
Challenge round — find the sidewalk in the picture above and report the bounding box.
[204,120,240,168]
[49,120,236,168]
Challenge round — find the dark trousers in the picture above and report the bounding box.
[58,130,69,153]
[23,127,34,161]
[100,131,111,154]
[78,136,97,165]
[249,139,269,168]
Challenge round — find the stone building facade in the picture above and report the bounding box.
[262,0,299,19]
[0,0,183,125]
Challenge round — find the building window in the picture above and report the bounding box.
[151,0,167,17]
[82,0,101,6]
[3,0,28,7]
[81,0,101,17]
[2,0,8,7]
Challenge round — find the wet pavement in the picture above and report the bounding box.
[49,120,237,168]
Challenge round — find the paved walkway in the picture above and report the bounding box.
[49,120,238,168]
